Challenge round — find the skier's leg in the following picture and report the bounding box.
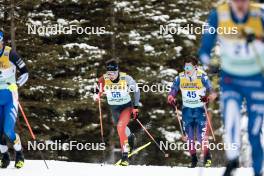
[0,96,10,168]
[221,75,243,176]
[244,77,264,175]
[3,91,19,147]
[195,107,211,166]
[3,90,24,168]
[221,87,243,161]
[182,107,198,167]
[185,122,196,155]
[182,108,196,155]
[117,107,132,166]
[117,107,132,150]
[0,106,8,153]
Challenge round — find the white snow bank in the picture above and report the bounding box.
[0,160,254,176]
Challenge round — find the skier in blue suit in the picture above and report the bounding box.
[199,1,264,176]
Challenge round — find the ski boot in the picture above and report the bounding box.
[128,133,135,154]
[15,151,24,169]
[120,152,129,166]
[223,158,239,176]
[0,152,10,168]
[189,153,198,168]
[204,152,212,167]
[120,142,129,166]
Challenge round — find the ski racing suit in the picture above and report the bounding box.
[98,72,140,151]
[199,2,264,175]
[169,70,213,157]
[0,45,29,154]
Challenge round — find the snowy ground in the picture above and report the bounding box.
[0,160,255,176]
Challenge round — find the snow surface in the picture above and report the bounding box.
[0,160,255,176]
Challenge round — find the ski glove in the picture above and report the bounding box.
[200,95,209,103]
[167,95,176,106]
[132,107,139,120]
[93,94,100,102]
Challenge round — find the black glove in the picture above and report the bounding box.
[132,106,139,120]
[200,95,209,103]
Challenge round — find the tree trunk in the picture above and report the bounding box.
[10,0,16,50]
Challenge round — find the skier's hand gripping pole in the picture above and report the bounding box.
[136,119,169,158]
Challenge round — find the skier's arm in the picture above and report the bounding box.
[9,49,29,87]
[201,74,217,102]
[261,7,264,30]
[169,76,180,97]
[126,75,140,107]
[202,74,213,93]
[198,9,218,66]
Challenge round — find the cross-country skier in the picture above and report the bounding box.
[167,56,217,168]
[0,31,29,168]
[93,59,140,166]
[199,0,264,175]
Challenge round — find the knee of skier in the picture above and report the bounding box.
[117,121,126,136]
[3,128,16,142]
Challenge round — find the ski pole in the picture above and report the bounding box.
[173,104,186,137]
[98,97,106,163]
[18,102,35,140]
[203,104,216,141]
[17,99,49,169]
[98,97,104,143]
[136,119,169,158]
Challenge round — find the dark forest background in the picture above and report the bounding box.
[0,0,237,166]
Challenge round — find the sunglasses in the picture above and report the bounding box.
[107,71,118,76]
[184,65,194,71]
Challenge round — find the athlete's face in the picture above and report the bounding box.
[184,63,196,76]
[107,70,119,81]
[231,0,249,15]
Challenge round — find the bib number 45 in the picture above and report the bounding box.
[187,91,196,98]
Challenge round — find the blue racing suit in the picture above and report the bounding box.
[199,3,264,174]
[169,70,213,156]
[0,45,28,153]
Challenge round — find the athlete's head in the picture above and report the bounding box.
[0,31,3,50]
[106,59,119,81]
[184,56,198,76]
[230,0,250,17]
